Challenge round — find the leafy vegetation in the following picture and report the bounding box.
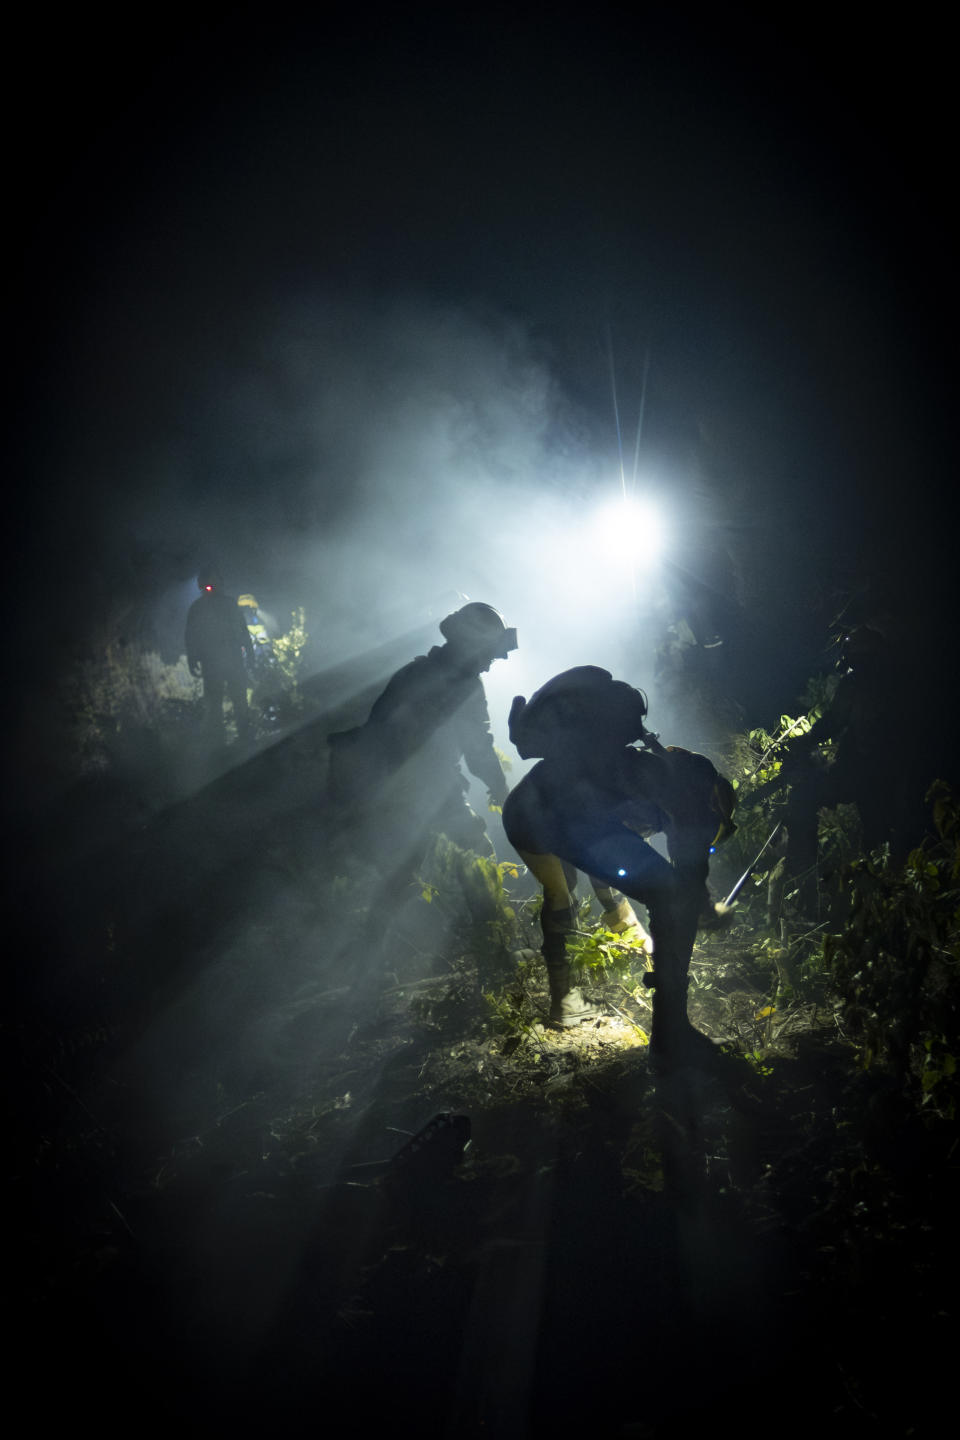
[269,606,309,693]
[18,628,960,1436]
[566,920,644,983]
[68,635,201,777]
[63,604,312,786]
[421,837,523,989]
[822,781,960,1120]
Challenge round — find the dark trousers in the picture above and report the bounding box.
[201,666,250,738]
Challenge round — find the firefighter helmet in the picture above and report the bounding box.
[238,595,270,649]
[439,602,518,660]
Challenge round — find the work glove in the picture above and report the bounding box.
[699,900,735,932]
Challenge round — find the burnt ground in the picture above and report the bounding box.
[9,733,958,1438]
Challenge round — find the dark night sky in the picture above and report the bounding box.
[11,7,956,734]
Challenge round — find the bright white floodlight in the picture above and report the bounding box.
[592,495,665,565]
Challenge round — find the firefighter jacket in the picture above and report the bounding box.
[185,592,252,675]
[328,644,507,809]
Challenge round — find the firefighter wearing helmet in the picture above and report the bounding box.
[185,565,255,743]
[328,601,517,880]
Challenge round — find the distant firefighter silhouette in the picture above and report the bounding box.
[503,666,735,1060]
[185,565,254,742]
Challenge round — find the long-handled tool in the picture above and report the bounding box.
[723,821,783,908]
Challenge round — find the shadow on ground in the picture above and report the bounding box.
[10,733,957,1438]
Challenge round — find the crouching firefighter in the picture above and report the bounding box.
[502,667,735,1060]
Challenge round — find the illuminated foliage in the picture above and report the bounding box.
[481,891,652,1041]
[482,954,545,1042]
[271,606,308,682]
[715,672,852,928]
[567,924,643,983]
[424,836,522,988]
[66,633,200,776]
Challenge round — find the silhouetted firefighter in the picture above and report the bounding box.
[327,601,518,953]
[503,666,735,1060]
[185,564,255,743]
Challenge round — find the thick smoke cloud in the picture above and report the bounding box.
[30,250,763,803]
[97,290,681,737]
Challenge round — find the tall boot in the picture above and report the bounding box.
[649,964,717,1065]
[646,898,713,1064]
[649,961,690,1057]
[542,916,598,1028]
